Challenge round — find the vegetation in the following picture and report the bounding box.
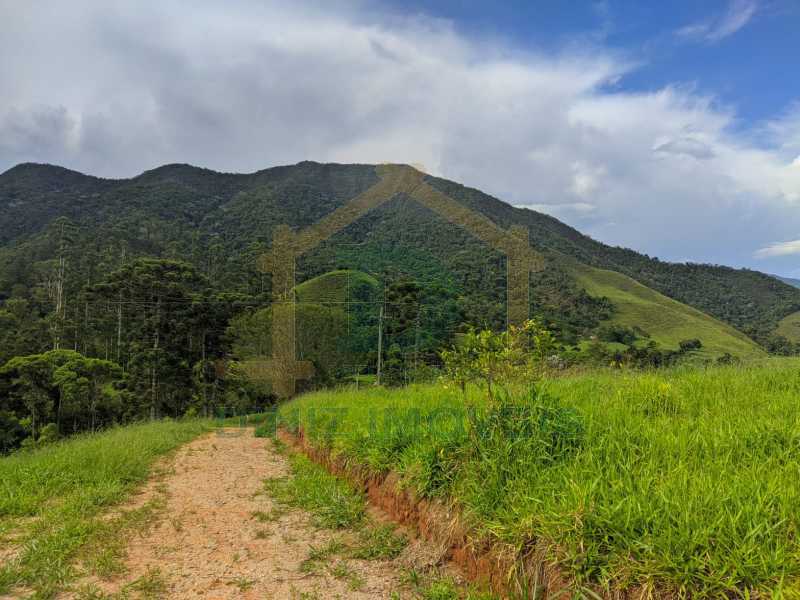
[776,310,800,343]
[277,359,800,597]
[570,262,765,359]
[265,453,366,529]
[264,440,498,599]
[423,173,800,343]
[1,161,797,371]
[0,159,794,443]
[0,419,208,597]
[2,160,798,597]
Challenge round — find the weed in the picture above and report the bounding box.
[271,437,288,454]
[403,568,422,588]
[329,560,365,591]
[300,538,346,573]
[73,584,120,600]
[351,524,407,560]
[252,508,282,522]
[127,567,167,598]
[227,575,256,592]
[421,578,460,600]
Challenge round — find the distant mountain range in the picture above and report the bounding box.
[775,275,800,289]
[1,161,798,356]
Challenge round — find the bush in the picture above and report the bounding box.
[598,325,638,345]
[679,338,703,352]
[37,423,59,445]
[0,411,24,453]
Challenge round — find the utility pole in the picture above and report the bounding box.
[376,303,383,386]
[413,305,421,372]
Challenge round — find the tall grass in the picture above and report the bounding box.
[0,419,208,597]
[279,360,800,597]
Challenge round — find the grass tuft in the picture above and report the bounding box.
[350,524,407,560]
[264,454,365,529]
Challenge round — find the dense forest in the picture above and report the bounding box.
[1,160,798,451]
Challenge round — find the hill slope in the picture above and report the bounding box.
[294,269,380,305]
[570,263,766,359]
[1,160,798,355]
[776,311,800,343]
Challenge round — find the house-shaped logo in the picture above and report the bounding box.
[245,164,544,397]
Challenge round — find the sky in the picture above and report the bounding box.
[1,1,800,276]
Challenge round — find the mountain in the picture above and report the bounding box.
[775,275,800,289]
[0,161,796,359]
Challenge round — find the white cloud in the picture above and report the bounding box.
[653,135,715,160]
[676,0,758,43]
[570,161,606,198]
[755,240,800,258]
[0,0,798,273]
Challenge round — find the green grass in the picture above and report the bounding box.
[350,524,407,560]
[776,310,800,342]
[265,453,366,529]
[279,360,800,597]
[0,419,208,597]
[570,262,766,359]
[294,269,379,305]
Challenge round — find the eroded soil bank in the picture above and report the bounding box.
[279,428,575,600]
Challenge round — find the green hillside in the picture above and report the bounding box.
[0,160,798,361]
[776,311,800,342]
[571,262,766,359]
[294,269,379,305]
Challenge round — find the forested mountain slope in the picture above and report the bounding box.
[1,160,798,353]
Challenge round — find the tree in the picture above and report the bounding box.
[441,319,557,403]
[53,356,123,432]
[1,354,56,439]
[0,411,25,453]
[89,259,214,418]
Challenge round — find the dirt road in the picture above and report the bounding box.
[79,428,409,599]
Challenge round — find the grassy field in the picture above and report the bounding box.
[776,310,800,343]
[570,262,766,360]
[0,419,208,597]
[294,269,379,304]
[278,359,800,597]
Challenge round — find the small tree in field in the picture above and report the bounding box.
[441,319,557,403]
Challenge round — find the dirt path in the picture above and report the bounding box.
[78,428,410,599]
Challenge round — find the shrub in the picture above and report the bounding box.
[679,338,703,352]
